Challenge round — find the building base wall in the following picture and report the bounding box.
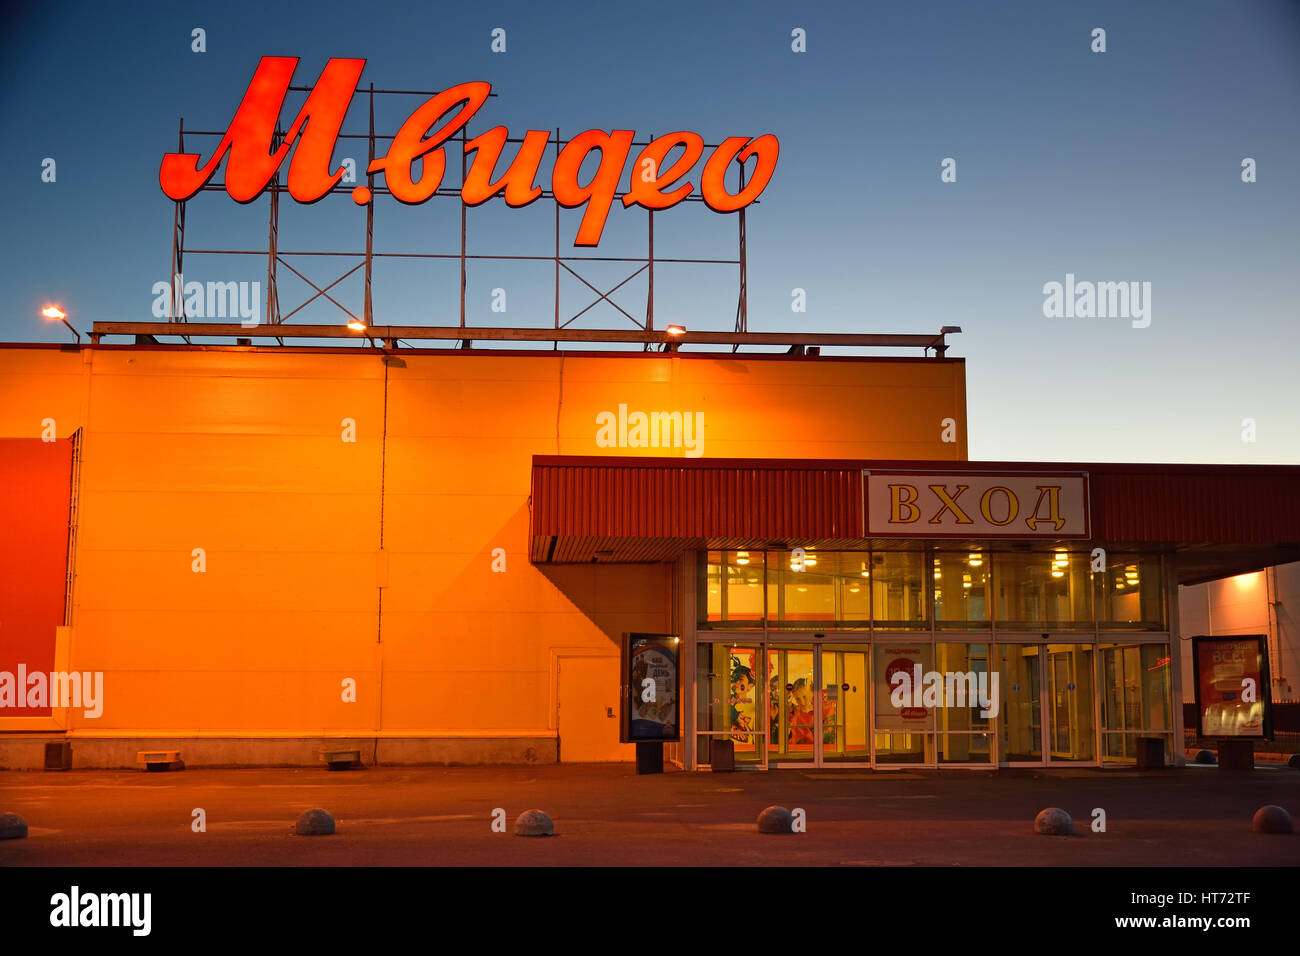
[0,734,558,770]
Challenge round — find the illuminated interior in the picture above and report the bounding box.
[697,549,1173,767]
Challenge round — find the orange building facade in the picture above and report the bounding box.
[0,343,967,767]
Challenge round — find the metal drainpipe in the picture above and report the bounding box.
[1266,566,1288,700]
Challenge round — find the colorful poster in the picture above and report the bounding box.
[622,634,680,742]
[727,648,757,750]
[1192,636,1271,739]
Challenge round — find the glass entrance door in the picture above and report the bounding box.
[822,645,870,764]
[767,643,870,766]
[768,646,818,763]
[1047,643,1096,762]
[998,643,1042,763]
[996,641,1098,765]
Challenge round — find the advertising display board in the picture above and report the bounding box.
[1192,635,1272,740]
[874,643,934,732]
[620,633,681,742]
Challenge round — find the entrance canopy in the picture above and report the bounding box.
[529,456,1300,584]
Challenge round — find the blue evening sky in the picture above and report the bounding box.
[1,0,1297,463]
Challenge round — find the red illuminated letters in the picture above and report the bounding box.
[623,132,704,209]
[372,82,491,204]
[551,129,636,246]
[160,57,780,246]
[462,127,550,206]
[160,56,363,203]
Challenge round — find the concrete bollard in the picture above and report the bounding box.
[514,809,554,836]
[1193,749,1216,765]
[1251,805,1294,834]
[757,806,794,834]
[295,808,336,836]
[0,813,28,840]
[1034,807,1073,836]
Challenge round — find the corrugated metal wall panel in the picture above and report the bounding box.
[1092,472,1300,544]
[532,463,861,540]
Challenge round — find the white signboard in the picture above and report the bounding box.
[864,471,1090,538]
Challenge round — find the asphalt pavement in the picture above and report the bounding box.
[1,763,1297,867]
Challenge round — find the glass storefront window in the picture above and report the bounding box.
[870,551,927,628]
[703,550,765,624]
[1098,554,1164,629]
[839,555,873,623]
[938,733,993,764]
[767,549,836,625]
[935,643,991,733]
[993,551,1093,629]
[935,642,992,764]
[873,639,934,763]
[933,551,989,628]
[690,635,1172,769]
[700,549,1165,631]
[1100,642,1173,761]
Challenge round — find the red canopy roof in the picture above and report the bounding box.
[530,456,1300,583]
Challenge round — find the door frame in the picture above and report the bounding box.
[553,650,627,762]
[992,634,1049,768]
[766,639,821,768]
[1044,638,1101,765]
[819,640,873,768]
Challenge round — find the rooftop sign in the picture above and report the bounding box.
[863,470,1091,538]
[158,57,780,247]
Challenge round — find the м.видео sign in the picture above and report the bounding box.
[159,57,780,247]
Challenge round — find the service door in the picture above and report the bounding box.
[557,656,634,762]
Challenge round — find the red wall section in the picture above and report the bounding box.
[0,438,74,717]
